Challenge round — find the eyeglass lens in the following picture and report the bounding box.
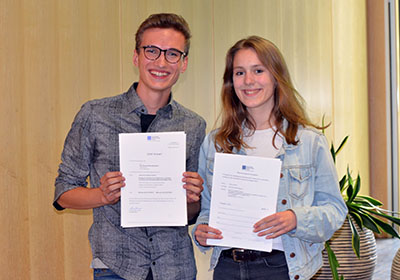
[143,46,183,63]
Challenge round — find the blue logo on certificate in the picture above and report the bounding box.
[241,165,254,172]
[147,136,151,140]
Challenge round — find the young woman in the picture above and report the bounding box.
[193,36,347,280]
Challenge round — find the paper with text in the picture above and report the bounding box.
[119,132,186,227]
[207,153,282,251]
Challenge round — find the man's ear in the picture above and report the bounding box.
[180,56,188,73]
[133,49,139,67]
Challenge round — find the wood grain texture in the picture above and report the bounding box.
[0,1,371,279]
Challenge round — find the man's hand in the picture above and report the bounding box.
[99,171,126,205]
[253,210,297,239]
[56,171,126,209]
[194,224,222,246]
[182,171,203,203]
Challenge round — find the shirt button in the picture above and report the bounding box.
[281,199,287,205]
[152,261,156,265]
[290,252,296,258]
[149,238,153,242]
[280,173,283,178]
[294,275,299,279]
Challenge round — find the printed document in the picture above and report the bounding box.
[207,153,282,251]
[119,132,186,227]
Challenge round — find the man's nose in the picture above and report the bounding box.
[154,52,168,67]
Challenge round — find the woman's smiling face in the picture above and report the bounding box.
[233,48,276,118]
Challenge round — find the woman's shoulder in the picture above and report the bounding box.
[203,129,218,147]
[296,125,326,144]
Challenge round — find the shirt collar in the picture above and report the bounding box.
[125,82,174,118]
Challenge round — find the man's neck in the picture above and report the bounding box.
[136,84,171,115]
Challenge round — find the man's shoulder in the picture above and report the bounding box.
[172,100,206,124]
[76,92,131,119]
[84,92,127,109]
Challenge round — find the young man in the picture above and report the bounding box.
[53,13,206,280]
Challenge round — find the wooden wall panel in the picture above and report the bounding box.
[0,1,30,279]
[332,0,369,194]
[279,0,334,126]
[87,0,122,99]
[0,1,370,279]
[57,1,93,279]
[21,0,65,278]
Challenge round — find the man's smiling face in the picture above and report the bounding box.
[133,28,188,97]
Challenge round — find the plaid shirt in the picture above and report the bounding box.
[54,83,206,280]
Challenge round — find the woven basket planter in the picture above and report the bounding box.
[312,218,377,279]
[391,248,400,279]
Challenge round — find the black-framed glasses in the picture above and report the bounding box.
[141,45,186,64]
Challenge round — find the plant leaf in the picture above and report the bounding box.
[356,195,383,207]
[349,174,361,202]
[370,216,400,238]
[349,212,363,229]
[330,144,336,164]
[346,167,353,187]
[353,196,381,208]
[335,135,349,156]
[362,208,400,226]
[325,241,342,280]
[348,217,361,257]
[359,212,381,233]
[339,175,347,192]
[346,171,354,202]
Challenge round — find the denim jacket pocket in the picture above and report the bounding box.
[288,166,312,200]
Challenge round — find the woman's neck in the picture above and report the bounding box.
[249,110,275,130]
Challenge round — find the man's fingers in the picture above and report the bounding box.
[100,171,124,184]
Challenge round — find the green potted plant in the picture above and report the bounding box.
[321,135,400,280]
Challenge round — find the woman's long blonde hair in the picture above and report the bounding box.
[214,36,321,153]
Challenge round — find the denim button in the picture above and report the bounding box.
[294,275,299,279]
[290,252,295,258]
[281,199,287,205]
[152,261,156,265]
[149,238,153,242]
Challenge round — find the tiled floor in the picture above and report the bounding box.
[373,238,400,280]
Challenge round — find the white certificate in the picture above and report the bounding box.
[119,132,187,227]
[207,153,282,252]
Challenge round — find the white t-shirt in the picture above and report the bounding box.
[244,128,284,251]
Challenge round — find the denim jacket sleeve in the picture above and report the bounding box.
[192,133,214,253]
[288,132,348,243]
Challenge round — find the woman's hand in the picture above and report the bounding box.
[253,210,297,239]
[194,224,223,246]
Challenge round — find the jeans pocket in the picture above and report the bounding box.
[262,252,288,268]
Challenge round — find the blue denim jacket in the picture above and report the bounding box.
[193,126,347,280]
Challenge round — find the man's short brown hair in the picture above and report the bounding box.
[135,13,191,55]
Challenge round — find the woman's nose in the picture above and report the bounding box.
[244,73,254,85]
